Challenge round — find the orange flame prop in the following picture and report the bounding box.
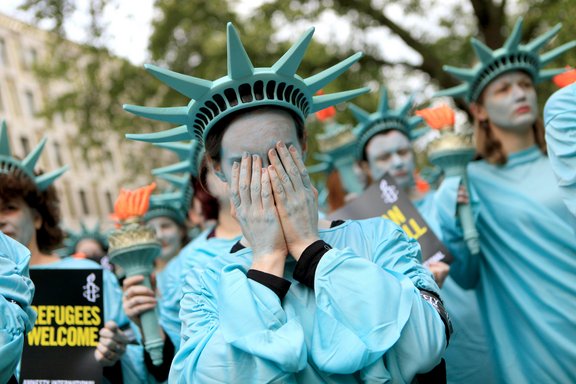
[111,182,157,222]
[415,172,430,194]
[415,105,455,130]
[315,90,336,121]
[553,67,576,88]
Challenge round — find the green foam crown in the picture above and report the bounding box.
[0,120,68,191]
[349,87,423,160]
[436,17,576,102]
[124,23,369,145]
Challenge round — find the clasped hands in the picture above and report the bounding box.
[230,142,320,277]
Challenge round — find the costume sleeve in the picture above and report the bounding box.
[308,221,447,377]
[169,263,305,383]
[435,176,482,289]
[0,234,36,383]
[157,257,184,350]
[102,269,129,327]
[544,83,576,217]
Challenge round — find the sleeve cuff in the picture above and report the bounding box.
[247,269,291,300]
[293,240,332,289]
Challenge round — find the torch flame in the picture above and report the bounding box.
[416,105,455,130]
[553,66,576,88]
[315,90,337,121]
[111,182,157,223]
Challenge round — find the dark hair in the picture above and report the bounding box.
[0,171,64,252]
[191,161,220,221]
[326,170,346,213]
[205,106,305,164]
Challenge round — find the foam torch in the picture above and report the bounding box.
[418,105,480,255]
[107,182,164,365]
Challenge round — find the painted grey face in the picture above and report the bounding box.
[219,109,302,182]
[147,216,182,260]
[483,72,538,132]
[364,130,415,189]
[0,197,37,248]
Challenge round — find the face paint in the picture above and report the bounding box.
[482,71,538,132]
[364,130,415,189]
[0,197,37,248]
[146,216,183,260]
[76,238,106,261]
[220,109,302,182]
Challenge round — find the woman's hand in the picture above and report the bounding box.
[231,153,288,277]
[427,261,450,288]
[95,321,129,367]
[268,142,320,260]
[122,275,157,328]
[457,184,470,205]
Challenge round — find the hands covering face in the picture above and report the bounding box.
[230,142,320,274]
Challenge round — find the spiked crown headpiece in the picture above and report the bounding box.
[0,120,68,191]
[144,172,192,226]
[151,140,203,178]
[436,17,576,102]
[349,87,423,160]
[64,221,109,254]
[124,23,369,146]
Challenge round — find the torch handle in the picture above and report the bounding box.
[139,275,164,366]
[457,176,480,255]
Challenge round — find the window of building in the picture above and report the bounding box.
[20,136,30,155]
[24,90,36,116]
[0,38,8,67]
[6,79,22,116]
[53,141,64,167]
[79,189,90,215]
[105,191,114,213]
[23,47,37,69]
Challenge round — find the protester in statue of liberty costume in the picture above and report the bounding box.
[124,23,449,383]
[63,221,113,271]
[544,81,576,217]
[0,232,36,384]
[435,18,576,383]
[348,87,496,384]
[0,120,138,383]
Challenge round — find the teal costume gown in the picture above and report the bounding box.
[435,146,576,383]
[157,226,241,350]
[0,233,36,383]
[414,193,496,384]
[31,256,141,383]
[544,82,576,217]
[170,218,447,383]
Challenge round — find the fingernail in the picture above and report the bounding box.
[289,145,296,152]
[233,162,239,169]
[252,154,258,161]
[277,141,284,147]
[243,152,249,159]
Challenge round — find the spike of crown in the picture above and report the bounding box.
[124,23,370,147]
[0,120,68,191]
[144,172,192,226]
[315,122,356,153]
[64,222,109,255]
[349,87,423,160]
[436,17,576,102]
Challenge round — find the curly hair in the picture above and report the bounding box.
[0,171,64,252]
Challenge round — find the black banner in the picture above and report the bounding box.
[21,269,104,384]
[328,174,453,264]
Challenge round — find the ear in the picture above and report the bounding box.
[300,131,308,162]
[33,210,42,230]
[359,160,371,178]
[206,157,227,183]
[470,102,488,123]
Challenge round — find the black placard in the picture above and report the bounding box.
[328,174,453,264]
[20,269,104,384]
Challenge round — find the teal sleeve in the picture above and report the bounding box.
[544,83,576,217]
[157,257,184,350]
[102,269,129,327]
[309,228,445,377]
[0,234,36,383]
[170,264,303,383]
[435,176,482,289]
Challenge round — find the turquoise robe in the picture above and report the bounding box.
[414,193,496,384]
[435,146,576,383]
[0,233,36,383]
[170,218,447,383]
[544,82,576,217]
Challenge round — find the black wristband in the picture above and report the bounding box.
[293,240,332,289]
[419,289,453,346]
[143,331,175,381]
[247,269,291,300]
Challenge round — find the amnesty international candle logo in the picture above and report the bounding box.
[21,269,104,384]
[328,174,453,264]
